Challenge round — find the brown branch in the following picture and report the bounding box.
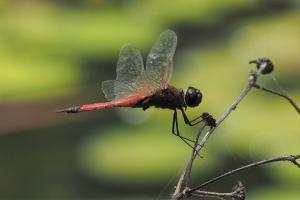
[190,181,245,200]
[171,70,259,200]
[171,59,299,199]
[173,125,206,195]
[191,190,236,199]
[188,154,300,194]
[253,84,300,114]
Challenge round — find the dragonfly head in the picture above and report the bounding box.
[184,86,202,108]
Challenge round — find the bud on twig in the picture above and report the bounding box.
[249,58,274,74]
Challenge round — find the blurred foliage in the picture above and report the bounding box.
[0,0,299,199]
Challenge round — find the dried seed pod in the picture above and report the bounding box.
[249,58,274,74]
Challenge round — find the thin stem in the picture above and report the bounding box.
[186,181,245,200]
[192,190,234,198]
[186,125,206,185]
[173,125,206,196]
[196,82,253,154]
[172,61,299,199]
[190,193,226,200]
[188,154,300,193]
[253,83,300,114]
[193,73,256,175]
[172,72,257,200]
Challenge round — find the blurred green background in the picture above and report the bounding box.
[0,0,299,199]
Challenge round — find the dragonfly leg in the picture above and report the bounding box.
[172,110,203,158]
[172,110,195,143]
[180,108,204,126]
[172,109,177,135]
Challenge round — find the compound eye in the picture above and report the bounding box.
[185,86,202,107]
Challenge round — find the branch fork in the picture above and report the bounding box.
[171,58,300,199]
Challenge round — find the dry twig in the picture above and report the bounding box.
[189,155,300,193]
[171,58,300,199]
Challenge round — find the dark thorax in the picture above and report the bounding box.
[134,85,186,110]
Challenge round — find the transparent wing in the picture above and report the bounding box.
[145,30,177,89]
[102,80,140,101]
[101,80,116,101]
[102,45,149,101]
[116,44,144,84]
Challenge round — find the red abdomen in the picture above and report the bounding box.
[79,94,145,112]
[58,94,146,113]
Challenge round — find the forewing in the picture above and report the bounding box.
[145,30,177,89]
[102,45,149,101]
[116,44,144,83]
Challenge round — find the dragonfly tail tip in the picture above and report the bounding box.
[55,109,67,113]
[56,106,81,113]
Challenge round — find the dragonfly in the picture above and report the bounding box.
[58,30,215,147]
